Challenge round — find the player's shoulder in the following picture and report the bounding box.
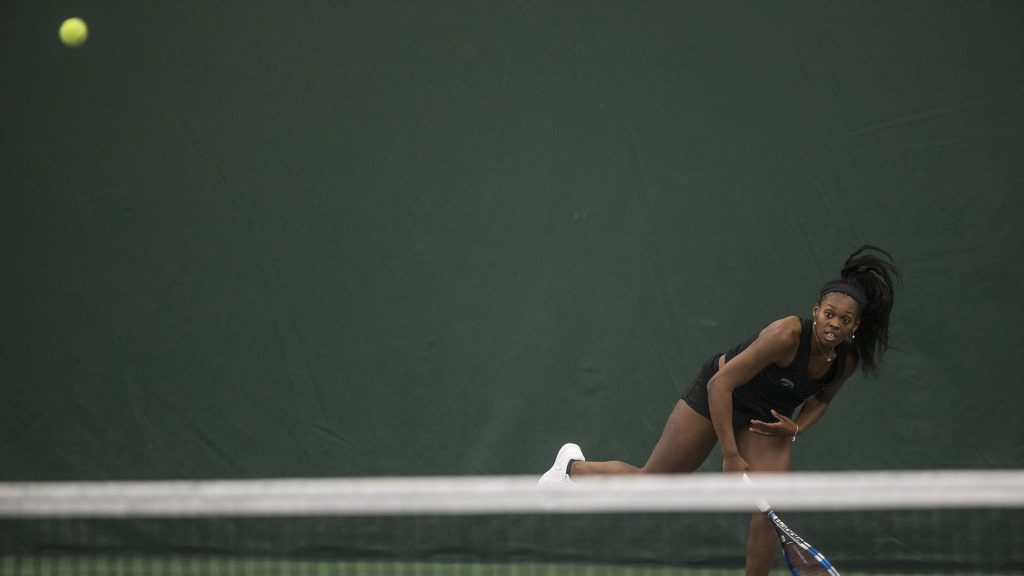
[757,316,803,348]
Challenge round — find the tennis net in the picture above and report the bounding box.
[1,471,1022,575]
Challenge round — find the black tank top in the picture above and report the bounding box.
[724,318,845,418]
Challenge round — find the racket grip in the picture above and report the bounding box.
[742,473,772,513]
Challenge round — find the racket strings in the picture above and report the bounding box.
[768,511,841,576]
[781,539,835,575]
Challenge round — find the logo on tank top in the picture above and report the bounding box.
[779,378,795,389]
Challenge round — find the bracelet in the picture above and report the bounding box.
[792,423,800,442]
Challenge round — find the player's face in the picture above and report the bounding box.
[812,293,861,345]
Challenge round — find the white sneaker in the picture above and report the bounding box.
[537,443,585,486]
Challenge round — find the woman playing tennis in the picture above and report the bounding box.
[539,245,898,575]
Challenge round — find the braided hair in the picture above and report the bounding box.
[821,245,899,377]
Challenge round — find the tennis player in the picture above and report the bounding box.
[539,245,898,575]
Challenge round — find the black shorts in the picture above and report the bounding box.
[681,354,774,429]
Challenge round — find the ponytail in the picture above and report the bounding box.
[823,245,899,376]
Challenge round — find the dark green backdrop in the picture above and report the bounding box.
[2,2,1023,482]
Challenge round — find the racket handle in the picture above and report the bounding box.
[742,473,772,513]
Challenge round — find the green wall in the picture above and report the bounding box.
[2,2,1023,482]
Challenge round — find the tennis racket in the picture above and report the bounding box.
[743,474,841,576]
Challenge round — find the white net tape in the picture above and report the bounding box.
[2,470,1022,518]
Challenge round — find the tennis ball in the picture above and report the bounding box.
[59,17,88,48]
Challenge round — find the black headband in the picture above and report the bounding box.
[820,281,867,311]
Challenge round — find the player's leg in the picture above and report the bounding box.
[736,428,793,576]
[569,400,718,476]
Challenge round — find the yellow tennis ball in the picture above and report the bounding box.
[59,18,88,48]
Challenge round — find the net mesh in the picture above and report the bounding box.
[1,471,1022,576]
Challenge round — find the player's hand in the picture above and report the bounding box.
[722,453,748,474]
[749,409,797,438]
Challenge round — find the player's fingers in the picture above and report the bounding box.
[748,425,769,436]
